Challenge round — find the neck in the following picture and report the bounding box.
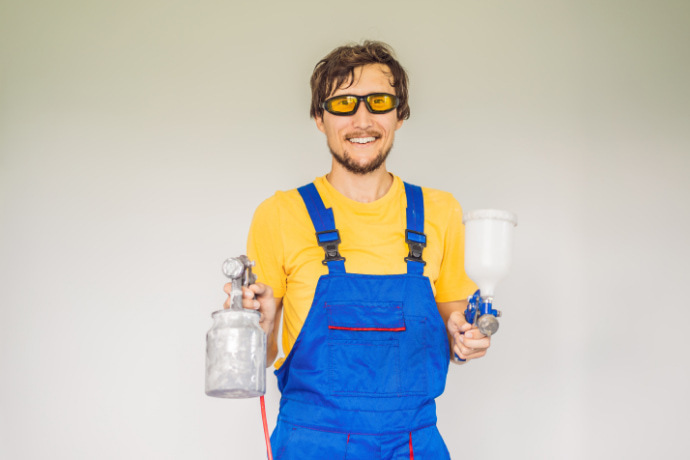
[327,164,393,203]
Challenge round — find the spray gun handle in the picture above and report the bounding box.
[222,256,257,310]
[463,290,482,325]
[237,255,257,287]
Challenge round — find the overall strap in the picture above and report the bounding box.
[403,182,427,275]
[297,183,346,274]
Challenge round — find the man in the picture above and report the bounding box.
[224,41,491,459]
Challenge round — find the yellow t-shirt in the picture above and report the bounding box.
[247,175,477,369]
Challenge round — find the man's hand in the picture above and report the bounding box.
[447,310,491,362]
[223,282,283,367]
[223,282,277,336]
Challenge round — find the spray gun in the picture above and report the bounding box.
[206,256,273,459]
[458,209,517,361]
[206,255,265,399]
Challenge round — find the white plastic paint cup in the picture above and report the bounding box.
[463,209,518,297]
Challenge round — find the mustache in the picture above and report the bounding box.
[345,130,381,139]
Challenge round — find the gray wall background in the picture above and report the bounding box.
[1,0,688,458]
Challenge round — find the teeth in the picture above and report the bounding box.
[349,137,376,144]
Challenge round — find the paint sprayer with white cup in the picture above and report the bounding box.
[458,209,518,362]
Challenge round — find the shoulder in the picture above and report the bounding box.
[423,190,463,250]
[412,183,464,223]
[250,185,316,240]
[253,188,306,217]
[419,186,461,209]
[398,177,460,207]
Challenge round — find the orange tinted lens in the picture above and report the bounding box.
[327,96,358,113]
[367,94,395,111]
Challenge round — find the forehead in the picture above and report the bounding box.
[331,64,395,96]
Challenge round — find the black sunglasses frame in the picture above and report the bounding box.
[322,93,399,116]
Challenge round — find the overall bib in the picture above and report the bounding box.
[270,182,452,459]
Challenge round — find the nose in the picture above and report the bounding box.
[351,100,374,129]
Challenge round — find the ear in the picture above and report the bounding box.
[315,114,326,133]
[395,118,404,130]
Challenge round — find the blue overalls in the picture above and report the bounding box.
[270,182,452,459]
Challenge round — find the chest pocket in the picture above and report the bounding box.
[325,301,427,397]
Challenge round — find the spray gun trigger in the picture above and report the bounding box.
[244,261,257,287]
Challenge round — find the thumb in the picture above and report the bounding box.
[247,282,273,300]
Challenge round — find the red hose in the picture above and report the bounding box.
[260,396,273,460]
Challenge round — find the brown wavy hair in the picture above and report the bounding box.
[310,41,410,121]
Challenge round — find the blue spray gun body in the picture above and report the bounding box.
[464,289,501,337]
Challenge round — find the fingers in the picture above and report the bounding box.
[244,284,278,331]
[229,283,276,316]
[458,321,474,334]
[222,282,233,309]
[223,282,274,310]
[221,282,278,338]
[446,310,465,335]
[242,286,260,310]
[244,283,275,307]
[453,326,491,361]
[246,282,274,300]
[447,311,488,360]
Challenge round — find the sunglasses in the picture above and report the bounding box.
[322,93,399,116]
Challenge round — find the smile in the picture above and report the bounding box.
[348,137,377,144]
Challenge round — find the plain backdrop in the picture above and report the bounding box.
[1,0,689,459]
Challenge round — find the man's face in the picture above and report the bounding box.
[315,64,404,175]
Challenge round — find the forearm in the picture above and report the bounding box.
[265,297,283,367]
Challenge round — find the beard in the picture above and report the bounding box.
[328,142,393,175]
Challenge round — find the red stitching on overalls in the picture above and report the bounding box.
[328,326,406,332]
[409,432,414,459]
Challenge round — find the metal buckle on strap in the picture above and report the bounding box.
[404,229,427,265]
[316,230,345,265]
